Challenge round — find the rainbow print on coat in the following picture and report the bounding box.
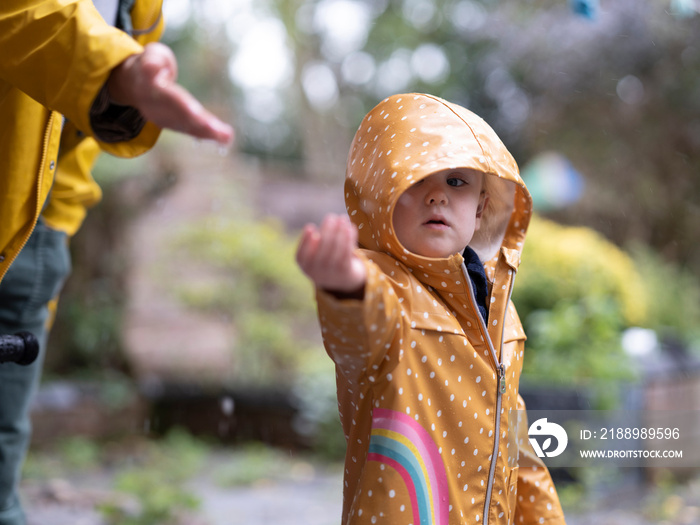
[368,408,449,525]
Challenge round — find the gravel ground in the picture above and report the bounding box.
[22,471,699,525]
[23,469,344,525]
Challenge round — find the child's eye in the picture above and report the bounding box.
[446,177,466,187]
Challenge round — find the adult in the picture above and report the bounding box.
[0,1,233,523]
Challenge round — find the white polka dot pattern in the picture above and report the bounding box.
[314,94,565,525]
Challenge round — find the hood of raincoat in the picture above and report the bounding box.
[345,93,531,274]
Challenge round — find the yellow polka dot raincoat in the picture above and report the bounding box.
[316,94,567,525]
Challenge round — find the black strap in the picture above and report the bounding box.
[116,0,136,35]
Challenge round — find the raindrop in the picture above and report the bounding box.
[616,75,644,105]
[221,396,235,416]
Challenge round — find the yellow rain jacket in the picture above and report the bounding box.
[316,94,566,525]
[0,0,164,282]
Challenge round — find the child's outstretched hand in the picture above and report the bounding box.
[296,214,366,299]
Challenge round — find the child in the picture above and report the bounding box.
[296,93,566,525]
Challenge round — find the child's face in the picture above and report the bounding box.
[392,169,488,259]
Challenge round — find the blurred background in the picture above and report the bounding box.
[23,0,700,523]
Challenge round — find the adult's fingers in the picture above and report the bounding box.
[144,82,234,145]
[109,44,234,145]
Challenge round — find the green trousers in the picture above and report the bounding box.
[0,220,71,525]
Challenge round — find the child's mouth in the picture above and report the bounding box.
[424,218,449,228]
[425,215,448,225]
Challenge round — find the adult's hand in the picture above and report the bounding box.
[107,42,234,146]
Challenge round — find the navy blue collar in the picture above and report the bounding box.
[463,246,489,323]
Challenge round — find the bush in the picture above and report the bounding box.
[513,217,650,403]
[627,242,700,350]
[515,216,700,407]
[515,216,649,327]
[172,217,348,455]
[172,217,323,388]
[99,429,207,525]
[292,353,346,460]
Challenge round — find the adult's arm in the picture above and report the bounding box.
[0,0,151,150]
[0,0,232,153]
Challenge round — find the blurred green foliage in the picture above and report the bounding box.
[45,146,176,375]
[22,436,102,479]
[628,241,700,345]
[172,215,347,455]
[514,216,700,407]
[293,352,346,460]
[23,430,208,524]
[212,442,291,486]
[102,473,200,525]
[53,289,125,371]
[173,217,322,388]
[100,429,207,525]
[516,216,649,328]
[514,217,647,406]
[211,442,325,486]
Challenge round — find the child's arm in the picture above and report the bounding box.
[296,214,367,299]
[298,214,402,382]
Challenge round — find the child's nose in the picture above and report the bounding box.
[425,185,448,205]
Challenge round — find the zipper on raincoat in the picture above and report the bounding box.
[462,261,515,525]
[0,112,55,282]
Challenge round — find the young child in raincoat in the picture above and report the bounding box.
[296,93,566,525]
